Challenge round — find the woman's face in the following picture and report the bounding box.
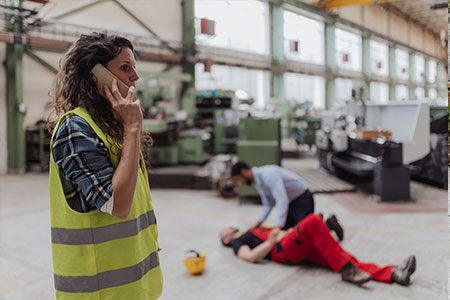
[106,47,139,87]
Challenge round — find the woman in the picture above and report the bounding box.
[47,32,163,300]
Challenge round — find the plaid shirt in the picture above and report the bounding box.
[52,115,114,213]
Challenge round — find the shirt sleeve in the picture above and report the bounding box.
[52,115,115,214]
[268,176,290,227]
[257,195,273,224]
[230,232,253,255]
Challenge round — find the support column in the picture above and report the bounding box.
[408,51,416,100]
[361,33,371,100]
[181,0,196,104]
[5,0,25,173]
[324,20,336,110]
[270,2,284,99]
[388,44,396,100]
[436,61,446,98]
[424,57,429,98]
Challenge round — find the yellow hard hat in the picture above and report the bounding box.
[183,250,207,275]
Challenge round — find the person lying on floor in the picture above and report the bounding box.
[220,214,416,286]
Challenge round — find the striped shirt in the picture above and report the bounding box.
[52,115,114,214]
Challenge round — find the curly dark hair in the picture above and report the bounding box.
[48,32,152,155]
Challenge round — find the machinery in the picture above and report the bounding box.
[268,98,321,150]
[293,103,321,149]
[236,117,281,200]
[138,72,210,166]
[195,90,240,154]
[409,104,448,188]
[317,97,430,201]
[25,120,51,172]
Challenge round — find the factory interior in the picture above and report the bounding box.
[0,0,448,299]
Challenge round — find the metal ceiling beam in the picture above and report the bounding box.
[45,0,179,54]
[52,0,108,20]
[111,0,160,41]
[0,30,184,63]
[381,3,442,39]
[23,47,58,74]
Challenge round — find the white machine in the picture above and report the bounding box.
[364,101,430,164]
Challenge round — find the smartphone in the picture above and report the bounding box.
[91,63,132,99]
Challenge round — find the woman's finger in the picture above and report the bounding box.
[104,85,118,105]
[126,86,135,103]
[110,79,123,102]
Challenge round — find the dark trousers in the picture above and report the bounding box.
[282,190,314,230]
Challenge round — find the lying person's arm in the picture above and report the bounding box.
[237,228,280,263]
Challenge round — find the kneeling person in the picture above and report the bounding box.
[231,161,343,240]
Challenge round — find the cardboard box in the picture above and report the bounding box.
[355,129,392,140]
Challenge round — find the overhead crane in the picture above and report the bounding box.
[313,0,448,10]
[312,0,391,10]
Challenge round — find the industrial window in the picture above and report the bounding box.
[427,60,437,83]
[428,88,437,99]
[369,82,389,104]
[395,85,409,101]
[195,63,270,107]
[415,86,425,99]
[335,78,355,108]
[195,0,269,55]
[413,54,425,84]
[335,28,362,72]
[284,73,325,109]
[370,40,388,77]
[283,11,324,65]
[395,48,409,81]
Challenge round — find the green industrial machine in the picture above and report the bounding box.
[25,121,51,172]
[138,72,211,166]
[236,117,281,198]
[143,119,180,165]
[268,98,321,149]
[195,90,240,154]
[295,115,321,148]
[137,71,193,119]
[268,97,296,139]
[177,129,209,164]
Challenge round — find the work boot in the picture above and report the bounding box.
[326,215,344,241]
[340,261,372,286]
[391,255,416,286]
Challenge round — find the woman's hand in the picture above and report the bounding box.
[276,230,288,242]
[104,79,142,132]
[268,228,281,245]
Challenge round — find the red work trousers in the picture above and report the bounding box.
[253,214,393,283]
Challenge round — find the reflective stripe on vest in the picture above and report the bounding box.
[51,210,156,245]
[54,251,159,293]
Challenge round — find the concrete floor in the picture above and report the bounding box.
[0,167,447,300]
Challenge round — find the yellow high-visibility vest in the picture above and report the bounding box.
[49,106,163,300]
